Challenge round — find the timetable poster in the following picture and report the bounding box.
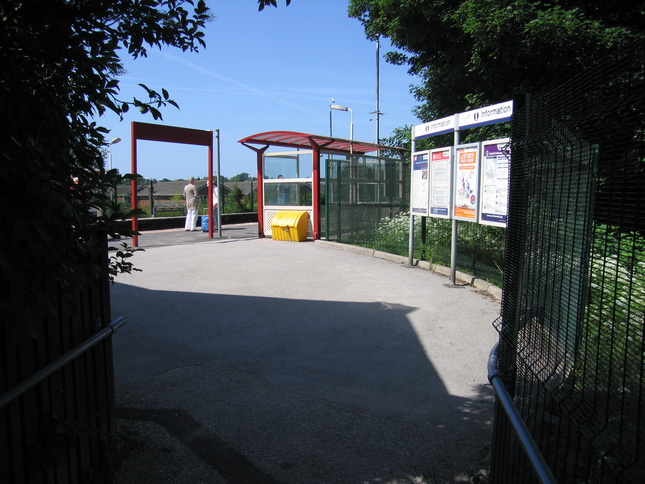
[453,143,480,222]
[411,151,429,215]
[480,139,510,227]
[428,147,452,218]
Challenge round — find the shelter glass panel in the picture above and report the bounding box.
[263,152,313,179]
[264,181,312,207]
[321,153,408,243]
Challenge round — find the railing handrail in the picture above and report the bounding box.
[0,317,127,409]
[488,341,557,484]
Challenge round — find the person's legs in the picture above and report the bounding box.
[185,209,198,230]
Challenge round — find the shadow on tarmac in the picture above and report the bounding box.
[111,233,499,483]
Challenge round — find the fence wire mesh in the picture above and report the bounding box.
[491,58,645,483]
[322,156,506,285]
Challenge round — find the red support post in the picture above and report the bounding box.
[208,131,214,239]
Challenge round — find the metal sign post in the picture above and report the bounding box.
[450,125,460,284]
[408,127,417,266]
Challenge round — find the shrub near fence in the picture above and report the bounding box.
[337,211,506,287]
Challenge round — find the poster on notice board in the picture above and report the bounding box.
[411,151,429,216]
[479,138,510,227]
[453,143,480,222]
[428,146,452,219]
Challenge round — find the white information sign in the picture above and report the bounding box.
[453,143,480,222]
[428,147,452,219]
[458,101,513,130]
[411,151,429,215]
[413,115,456,139]
[479,138,511,227]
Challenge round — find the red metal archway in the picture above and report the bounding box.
[130,121,214,247]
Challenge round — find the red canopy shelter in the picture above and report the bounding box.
[239,131,403,239]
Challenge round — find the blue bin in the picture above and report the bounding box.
[201,215,209,232]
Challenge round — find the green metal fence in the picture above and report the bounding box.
[491,58,645,483]
[321,154,506,286]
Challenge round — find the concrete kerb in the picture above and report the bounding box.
[314,239,502,301]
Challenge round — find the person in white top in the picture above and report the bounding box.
[212,182,219,229]
[207,179,220,229]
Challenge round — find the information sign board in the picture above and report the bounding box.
[428,147,452,218]
[453,143,480,222]
[458,101,513,130]
[411,151,429,215]
[413,115,456,139]
[479,139,511,227]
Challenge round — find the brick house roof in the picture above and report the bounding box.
[115,184,146,196]
[223,181,257,196]
[151,180,208,197]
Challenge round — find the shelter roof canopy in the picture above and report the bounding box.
[238,131,406,155]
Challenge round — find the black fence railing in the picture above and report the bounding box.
[490,58,645,483]
[488,342,556,484]
[0,318,126,410]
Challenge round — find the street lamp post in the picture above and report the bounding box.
[369,37,387,156]
[109,137,121,171]
[330,104,353,151]
[108,137,121,202]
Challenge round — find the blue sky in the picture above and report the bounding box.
[100,0,420,180]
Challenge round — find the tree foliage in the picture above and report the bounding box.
[225,186,246,213]
[348,0,645,121]
[258,0,292,11]
[231,172,255,182]
[0,0,210,335]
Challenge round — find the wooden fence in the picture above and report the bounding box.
[0,235,118,483]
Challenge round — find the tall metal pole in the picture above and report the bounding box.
[148,178,154,216]
[408,127,416,266]
[450,118,460,285]
[369,38,386,156]
[375,37,380,148]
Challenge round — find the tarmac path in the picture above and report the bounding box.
[111,225,501,483]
